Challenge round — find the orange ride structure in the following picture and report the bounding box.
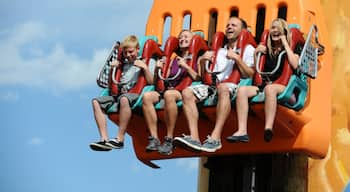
[103,0,350,191]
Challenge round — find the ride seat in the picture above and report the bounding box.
[153,34,209,109]
[251,28,307,111]
[102,37,163,113]
[202,29,257,106]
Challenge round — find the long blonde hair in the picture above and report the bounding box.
[267,18,291,57]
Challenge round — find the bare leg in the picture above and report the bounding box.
[234,86,259,136]
[264,84,285,130]
[164,90,182,138]
[142,91,161,139]
[182,87,200,141]
[211,83,231,140]
[116,97,132,142]
[92,99,109,141]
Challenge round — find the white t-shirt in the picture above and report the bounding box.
[214,44,255,82]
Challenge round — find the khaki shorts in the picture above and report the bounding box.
[94,93,139,113]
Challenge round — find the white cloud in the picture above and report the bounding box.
[0,91,19,102]
[28,137,44,145]
[0,0,154,93]
[10,22,47,46]
[0,21,108,91]
[176,158,199,172]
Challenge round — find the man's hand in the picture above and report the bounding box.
[227,48,240,61]
[201,51,214,61]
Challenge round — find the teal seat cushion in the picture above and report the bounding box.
[250,75,308,111]
[276,75,308,111]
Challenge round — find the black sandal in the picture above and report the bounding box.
[264,129,273,142]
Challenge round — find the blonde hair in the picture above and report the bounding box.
[121,35,139,49]
[178,29,193,38]
[176,29,193,56]
[267,18,291,57]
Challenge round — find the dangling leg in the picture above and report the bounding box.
[90,97,113,151]
[92,99,109,141]
[173,87,202,151]
[263,84,285,142]
[226,86,258,143]
[159,90,182,155]
[211,83,231,140]
[142,91,161,151]
[201,84,231,152]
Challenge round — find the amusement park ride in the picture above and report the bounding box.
[96,0,350,191]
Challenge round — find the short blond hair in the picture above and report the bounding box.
[121,35,139,49]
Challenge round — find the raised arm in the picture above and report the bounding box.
[197,50,214,77]
[178,56,201,81]
[280,35,299,69]
[110,59,120,68]
[134,59,154,84]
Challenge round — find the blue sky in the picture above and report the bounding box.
[0,1,199,191]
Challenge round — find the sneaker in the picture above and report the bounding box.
[145,136,160,152]
[106,138,124,149]
[174,134,202,151]
[201,136,222,152]
[90,140,112,151]
[158,136,174,155]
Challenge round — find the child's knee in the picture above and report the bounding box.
[119,97,130,107]
[92,99,100,107]
[164,91,179,103]
[142,92,152,103]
